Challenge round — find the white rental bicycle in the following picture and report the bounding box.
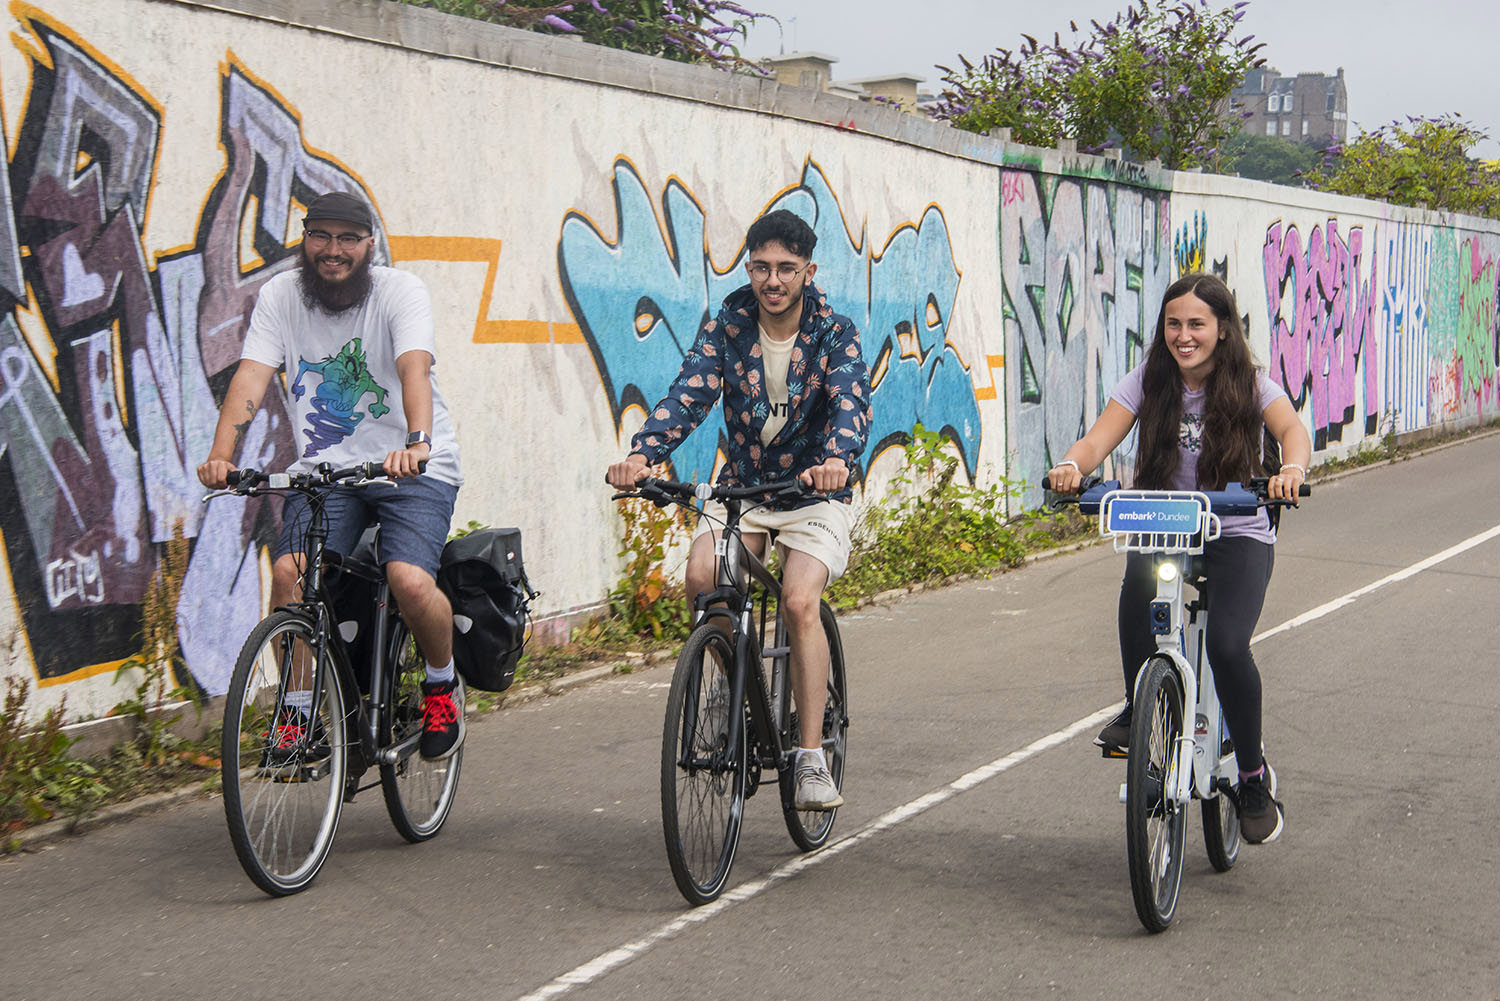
[1050,476,1307,932]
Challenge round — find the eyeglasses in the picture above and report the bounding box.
[303,228,369,249]
[745,261,807,282]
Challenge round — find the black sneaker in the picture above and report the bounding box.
[1094,703,1132,751]
[259,708,329,776]
[1237,761,1285,844]
[419,680,466,760]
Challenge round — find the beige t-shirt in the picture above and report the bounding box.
[758,324,796,446]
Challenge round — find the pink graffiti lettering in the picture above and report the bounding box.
[1001,171,1027,206]
[1263,218,1381,449]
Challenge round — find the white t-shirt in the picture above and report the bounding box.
[240,267,462,486]
[1110,363,1285,542]
[757,324,796,446]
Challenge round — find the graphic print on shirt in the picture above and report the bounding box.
[1178,412,1204,454]
[289,337,392,457]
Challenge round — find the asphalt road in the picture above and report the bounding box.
[4,433,1499,1000]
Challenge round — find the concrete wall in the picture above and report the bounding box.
[3,0,1496,722]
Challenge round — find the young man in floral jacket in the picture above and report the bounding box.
[606,209,871,810]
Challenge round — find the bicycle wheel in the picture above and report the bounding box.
[778,601,848,851]
[380,621,463,842]
[222,611,348,896]
[1202,785,1242,872]
[661,623,746,905]
[1125,655,1187,933]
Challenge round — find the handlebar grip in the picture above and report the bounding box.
[418,460,427,475]
[1299,483,1311,497]
[225,468,258,488]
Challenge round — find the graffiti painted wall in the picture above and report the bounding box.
[2,0,1496,721]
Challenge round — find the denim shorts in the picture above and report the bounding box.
[274,476,459,577]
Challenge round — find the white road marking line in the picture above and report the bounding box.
[513,523,1500,1000]
[511,708,1116,1001]
[1253,523,1500,644]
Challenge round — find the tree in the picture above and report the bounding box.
[398,0,768,70]
[931,0,1265,171]
[1222,132,1317,186]
[1303,115,1500,218]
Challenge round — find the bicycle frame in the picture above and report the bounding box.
[229,468,421,782]
[685,495,801,787]
[1099,488,1233,806]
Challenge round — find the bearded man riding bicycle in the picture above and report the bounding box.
[197,191,465,762]
[606,209,871,811]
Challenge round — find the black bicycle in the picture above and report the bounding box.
[612,477,849,905]
[207,462,463,896]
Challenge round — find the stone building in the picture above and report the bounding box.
[1232,66,1349,146]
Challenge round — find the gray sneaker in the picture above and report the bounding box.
[793,757,843,811]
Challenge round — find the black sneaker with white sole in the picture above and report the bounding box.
[419,680,466,760]
[1095,703,1132,754]
[1237,761,1285,844]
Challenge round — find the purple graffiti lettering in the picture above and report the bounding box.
[1263,218,1381,449]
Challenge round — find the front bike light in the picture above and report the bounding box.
[1157,561,1179,582]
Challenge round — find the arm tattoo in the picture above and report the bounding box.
[231,419,250,453]
[230,401,254,453]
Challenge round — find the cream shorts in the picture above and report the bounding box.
[692,497,856,584]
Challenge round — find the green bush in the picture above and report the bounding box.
[0,678,107,829]
[829,425,1090,606]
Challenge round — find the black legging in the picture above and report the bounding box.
[1117,536,1274,775]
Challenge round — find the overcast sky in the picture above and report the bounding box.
[737,0,1500,158]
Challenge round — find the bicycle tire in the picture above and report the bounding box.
[380,621,463,842]
[1125,655,1187,933]
[222,610,348,896]
[778,601,847,851]
[661,623,746,905]
[1202,785,1242,872]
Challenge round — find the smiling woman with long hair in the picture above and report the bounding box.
[1046,272,1312,846]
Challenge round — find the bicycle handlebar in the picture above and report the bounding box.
[1044,476,1310,516]
[216,459,426,496]
[610,476,810,506]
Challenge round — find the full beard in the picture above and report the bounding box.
[297,245,374,315]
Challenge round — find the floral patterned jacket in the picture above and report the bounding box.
[631,282,871,506]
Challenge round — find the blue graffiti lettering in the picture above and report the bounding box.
[560,158,981,484]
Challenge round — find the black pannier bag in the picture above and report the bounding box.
[436,527,535,692]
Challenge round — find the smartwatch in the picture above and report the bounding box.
[405,430,432,448]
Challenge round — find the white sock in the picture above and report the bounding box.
[798,747,826,769]
[283,690,313,718]
[425,660,455,685]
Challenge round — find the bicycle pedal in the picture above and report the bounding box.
[1100,744,1128,760]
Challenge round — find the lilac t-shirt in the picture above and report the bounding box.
[1110,364,1287,542]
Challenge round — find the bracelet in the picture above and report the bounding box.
[1281,462,1306,478]
[1054,459,1080,472]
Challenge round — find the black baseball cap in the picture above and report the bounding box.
[303,191,373,231]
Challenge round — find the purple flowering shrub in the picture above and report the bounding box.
[931,0,1264,170]
[1305,115,1500,218]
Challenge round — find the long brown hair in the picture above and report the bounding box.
[1133,273,1265,490]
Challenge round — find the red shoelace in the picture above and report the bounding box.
[422,691,458,729]
[264,718,305,749]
